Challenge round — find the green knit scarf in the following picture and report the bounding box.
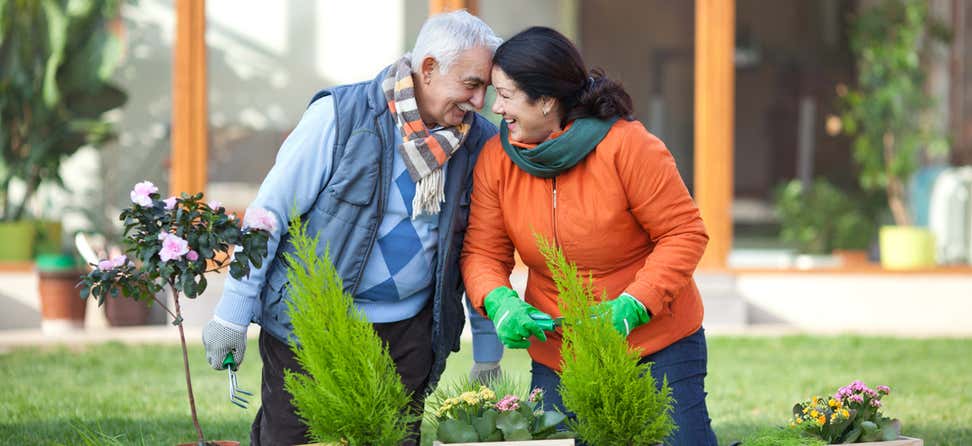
[499,117,617,178]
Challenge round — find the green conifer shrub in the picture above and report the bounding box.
[537,234,675,445]
[282,214,412,445]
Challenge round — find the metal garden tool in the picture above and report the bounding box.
[222,352,253,409]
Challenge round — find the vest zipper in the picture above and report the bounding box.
[349,115,386,296]
[552,176,559,247]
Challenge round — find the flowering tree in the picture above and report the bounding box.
[79,181,273,446]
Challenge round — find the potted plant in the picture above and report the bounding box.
[280,215,414,446]
[36,252,86,334]
[427,376,572,444]
[773,178,879,268]
[79,181,272,446]
[789,380,922,445]
[839,0,949,270]
[537,235,675,446]
[0,0,128,261]
[74,186,156,326]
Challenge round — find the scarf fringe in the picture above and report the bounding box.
[412,169,445,219]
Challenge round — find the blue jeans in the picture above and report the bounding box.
[465,295,504,363]
[530,327,718,446]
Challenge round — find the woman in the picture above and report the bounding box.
[460,27,718,445]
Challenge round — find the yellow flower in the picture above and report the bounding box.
[802,407,809,414]
[810,410,819,418]
[459,391,480,405]
[817,415,826,426]
[841,409,850,418]
[477,386,496,401]
[811,396,819,406]
[795,418,803,424]
[829,398,837,407]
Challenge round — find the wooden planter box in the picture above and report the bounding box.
[433,441,574,446]
[833,437,922,446]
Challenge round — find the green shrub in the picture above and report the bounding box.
[282,215,412,445]
[840,0,950,226]
[774,178,877,254]
[537,234,675,445]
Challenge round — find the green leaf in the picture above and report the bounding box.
[496,411,531,440]
[196,275,208,295]
[472,411,499,440]
[533,410,566,435]
[437,419,479,443]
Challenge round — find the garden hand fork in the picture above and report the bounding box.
[222,352,253,409]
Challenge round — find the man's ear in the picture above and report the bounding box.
[421,57,438,85]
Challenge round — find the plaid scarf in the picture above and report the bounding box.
[382,56,473,217]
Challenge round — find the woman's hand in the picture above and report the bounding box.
[484,286,555,348]
[591,293,651,337]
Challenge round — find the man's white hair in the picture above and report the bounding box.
[410,10,502,74]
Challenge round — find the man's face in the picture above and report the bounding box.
[416,46,492,127]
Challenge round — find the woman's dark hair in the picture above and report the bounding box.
[492,26,633,127]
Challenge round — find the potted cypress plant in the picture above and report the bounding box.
[537,235,674,446]
[839,0,949,270]
[79,181,272,446]
[0,0,128,261]
[278,214,414,446]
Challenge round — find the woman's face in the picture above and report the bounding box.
[490,66,561,144]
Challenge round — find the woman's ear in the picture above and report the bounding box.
[541,97,558,117]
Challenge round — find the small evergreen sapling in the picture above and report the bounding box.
[282,214,413,445]
[537,234,675,445]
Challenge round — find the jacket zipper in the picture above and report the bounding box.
[552,176,559,246]
[349,115,386,296]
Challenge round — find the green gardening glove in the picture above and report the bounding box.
[483,286,555,349]
[592,293,651,337]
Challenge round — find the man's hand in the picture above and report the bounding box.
[469,361,502,383]
[483,286,555,349]
[202,317,248,370]
[592,293,651,337]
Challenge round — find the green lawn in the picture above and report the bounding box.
[1,335,970,445]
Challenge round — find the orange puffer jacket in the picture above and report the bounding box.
[460,119,708,371]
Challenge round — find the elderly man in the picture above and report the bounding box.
[202,10,502,446]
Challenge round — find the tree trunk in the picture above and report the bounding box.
[172,284,206,444]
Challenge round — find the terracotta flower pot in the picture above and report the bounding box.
[36,254,85,334]
[104,294,152,326]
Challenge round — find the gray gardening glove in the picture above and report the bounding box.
[469,361,502,383]
[202,317,247,371]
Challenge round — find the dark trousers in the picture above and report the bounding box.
[530,327,718,446]
[250,303,434,446]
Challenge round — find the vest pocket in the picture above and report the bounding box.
[325,130,381,206]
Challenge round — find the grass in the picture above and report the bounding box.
[0,335,970,445]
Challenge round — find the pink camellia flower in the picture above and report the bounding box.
[130,181,158,207]
[208,200,223,210]
[186,250,199,261]
[870,399,882,408]
[98,260,114,270]
[110,255,128,268]
[163,196,178,210]
[159,233,190,262]
[877,385,890,395]
[243,207,276,232]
